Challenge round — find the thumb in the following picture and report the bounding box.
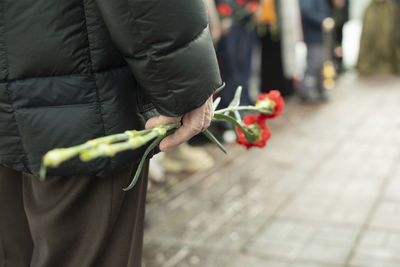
[145,115,181,130]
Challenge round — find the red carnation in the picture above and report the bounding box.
[217,3,233,17]
[236,0,246,6]
[256,90,285,119]
[236,115,271,149]
[246,1,259,13]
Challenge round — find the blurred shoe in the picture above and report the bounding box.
[318,93,329,102]
[147,180,152,191]
[162,143,214,173]
[300,95,313,104]
[222,129,236,143]
[149,153,166,183]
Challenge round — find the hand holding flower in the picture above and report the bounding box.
[145,96,213,152]
[40,87,284,190]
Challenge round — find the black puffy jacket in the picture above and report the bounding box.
[0,0,222,177]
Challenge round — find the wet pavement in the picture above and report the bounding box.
[142,73,400,267]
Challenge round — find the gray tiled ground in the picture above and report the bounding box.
[143,74,400,267]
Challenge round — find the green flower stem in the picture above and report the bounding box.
[213,113,251,140]
[40,105,271,181]
[41,105,268,175]
[80,131,159,161]
[203,129,227,154]
[38,85,281,190]
[215,106,273,115]
[42,133,131,169]
[40,123,180,181]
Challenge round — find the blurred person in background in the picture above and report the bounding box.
[206,0,223,43]
[357,0,400,75]
[328,0,349,73]
[0,0,222,266]
[210,0,257,141]
[257,0,302,97]
[216,0,256,110]
[298,0,331,102]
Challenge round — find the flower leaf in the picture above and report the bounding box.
[203,129,227,154]
[214,113,250,140]
[123,135,164,191]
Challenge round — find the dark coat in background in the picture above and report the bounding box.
[214,0,255,108]
[260,0,296,97]
[0,0,222,177]
[300,0,331,44]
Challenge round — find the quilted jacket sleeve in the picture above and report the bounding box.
[95,0,223,116]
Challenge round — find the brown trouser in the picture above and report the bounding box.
[0,163,148,267]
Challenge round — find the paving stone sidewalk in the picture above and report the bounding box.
[142,74,400,267]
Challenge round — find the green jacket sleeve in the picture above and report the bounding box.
[95,0,223,116]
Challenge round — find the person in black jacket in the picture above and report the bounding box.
[0,0,222,266]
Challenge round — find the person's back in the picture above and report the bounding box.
[0,0,222,177]
[0,0,222,266]
[0,0,141,178]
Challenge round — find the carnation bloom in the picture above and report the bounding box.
[217,3,233,16]
[236,0,246,6]
[236,115,271,149]
[246,1,259,13]
[256,90,285,119]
